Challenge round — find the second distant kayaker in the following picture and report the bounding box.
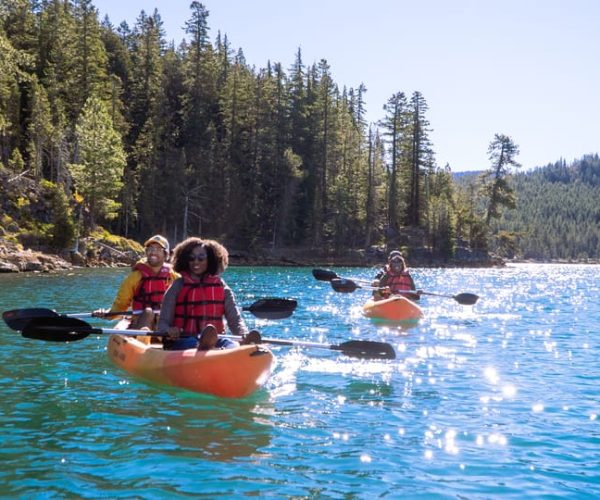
[372,250,420,301]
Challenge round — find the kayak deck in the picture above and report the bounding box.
[107,334,274,398]
[363,295,424,323]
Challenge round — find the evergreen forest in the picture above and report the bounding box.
[1,1,598,262]
[491,154,600,261]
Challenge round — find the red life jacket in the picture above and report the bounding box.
[384,268,413,294]
[132,262,173,310]
[172,272,225,335]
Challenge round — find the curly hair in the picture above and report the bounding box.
[171,237,229,275]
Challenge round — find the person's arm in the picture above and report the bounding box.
[112,271,142,311]
[372,269,384,284]
[374,272,391,299]
[222,283,249,337]
[157,279,183,334]
[92,272,141,318]
[405,271,416,291]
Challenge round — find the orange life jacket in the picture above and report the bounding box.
[132,262,173,310]
[172,272,225,335]
[383,268,413,294]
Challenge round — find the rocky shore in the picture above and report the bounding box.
[0,236,506,274]
[0,237,132,273]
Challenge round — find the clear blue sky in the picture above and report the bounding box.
[94,0,599,172]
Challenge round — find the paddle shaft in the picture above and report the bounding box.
[3,298,296,332]
[329,277,478,305]
[20,316,395,359]
[80,328,390,355]
[419,291,454,299]
[69,309,155,318]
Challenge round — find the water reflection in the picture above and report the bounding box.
[88,365,278,463]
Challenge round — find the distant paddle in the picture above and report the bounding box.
[329,278,420,301]
[20,317,396,360]
[329,277,479,305]
[418,291,479,305]
[312,268,341,282]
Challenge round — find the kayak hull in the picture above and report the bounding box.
[107,333,274,398]
[363,296,424,323]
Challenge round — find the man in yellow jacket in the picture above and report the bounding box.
[93,235,178,330]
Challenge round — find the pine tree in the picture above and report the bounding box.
[25,78,53,179]
[72,0,109,111]
[481,133,521,224]
[126,9,165,236]
[0,25,34,166]
[69,95,125,229]
[364,126,387,247]
[379,92,408,235]
[406,91,434,226]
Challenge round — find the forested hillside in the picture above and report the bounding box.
[0,0,486,260]
[492,154,600,261]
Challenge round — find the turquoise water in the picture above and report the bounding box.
[1,264,599,498]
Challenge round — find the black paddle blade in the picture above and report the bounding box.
[312,269,340,282]
[2,308,58,331]
[334,340,396,360]
[21,317,97,342]
[330,278,361,293]
[243,298,297,319]
[454,293,479,305]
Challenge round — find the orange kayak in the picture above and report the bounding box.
[106,325,273,398]
[363,296,424,323]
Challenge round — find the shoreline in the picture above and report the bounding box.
[2,236,598,274]
[1,244,598,274]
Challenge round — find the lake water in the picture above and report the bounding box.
[1,264,599,498]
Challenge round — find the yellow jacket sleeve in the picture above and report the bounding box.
[110,271,143,313]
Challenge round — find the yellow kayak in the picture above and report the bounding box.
[106,323,273,398]
[363,295,424,323]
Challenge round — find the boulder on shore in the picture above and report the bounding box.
[0,238,72,273]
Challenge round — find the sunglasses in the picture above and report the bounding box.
[188,254,207,262]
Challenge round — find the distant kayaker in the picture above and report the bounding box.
[372,250,420,301]
[157,237,259,351]
[92,234,178,330]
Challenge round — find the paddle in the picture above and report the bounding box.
[223,335,395,360]
[241,298,297,319]
[418,291,479,305]
[1,308,147,331]
[21,317,396,360]
[312,268,341,282]
[2,298,297,331]
[312,268,371,285]
[330,278,479,305]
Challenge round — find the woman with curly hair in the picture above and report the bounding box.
[157,237,253,350]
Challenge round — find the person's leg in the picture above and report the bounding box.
[129,307,155,345]
[163,336,199,350]
[197,324,218,350]
[132,308,155,329]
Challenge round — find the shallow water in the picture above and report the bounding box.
[1,264,599,497]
